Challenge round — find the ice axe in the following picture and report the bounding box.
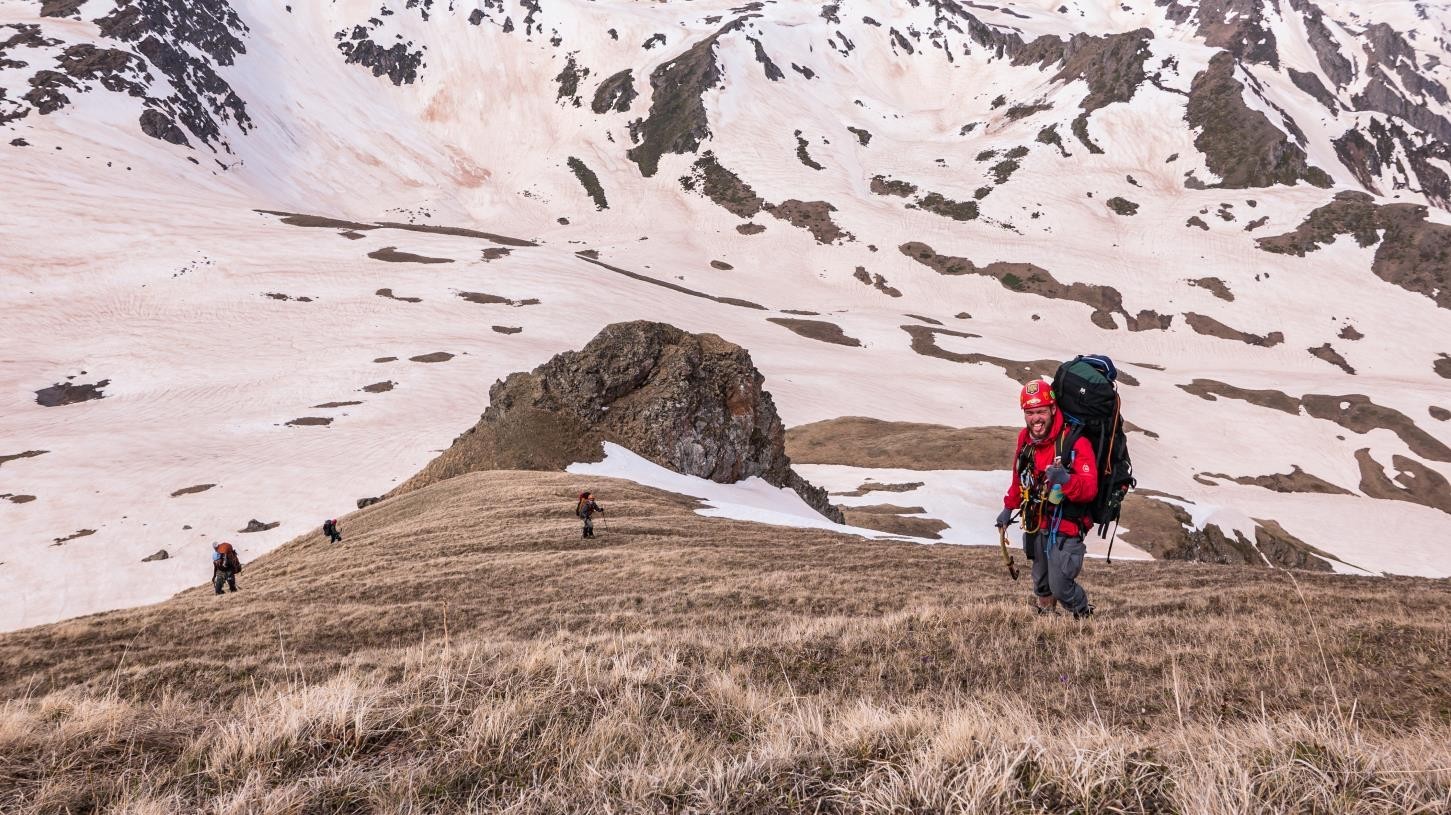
[997,521,1020,581]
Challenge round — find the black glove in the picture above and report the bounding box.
[1045,463,1071,486]
[995,507,1014,528]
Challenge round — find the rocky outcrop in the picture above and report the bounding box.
[393,321,843,522]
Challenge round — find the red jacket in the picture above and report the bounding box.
[1004,411,1099,536]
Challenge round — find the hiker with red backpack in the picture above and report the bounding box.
[994,356,1134,619]
[212,541,243,595]
[576,491,604,538]
[322,519,342,543]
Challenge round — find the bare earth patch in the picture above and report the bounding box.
[50,529,96,546]
[376,288,422,303]
[840,504,948,539]
[1354,449,1451,515]
[368,246,453,264]
[833,481,925,497]
[285,417,333,427]
[492,326,523,335]
[362,381,395,393]
[169,484,216,497]
[766,317,861,347]
[1196,466,1351,495]
[313,401,363,408]
[1,493,37,504]
[1308,343,1356,374]
[902,324,1062,383]
[764,199,852,244]
[787,416,1017,471]
[576,254,766,310]
[457,291,540,307]
[0,450,48,468]
[409,352,455,363]
[1188,277,1234,301]
[1183,313,1284,347]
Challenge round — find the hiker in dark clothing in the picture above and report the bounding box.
[576,491,604,538]
[212,541,242,595]
[996,379,1099,619]
[323,519,342,543]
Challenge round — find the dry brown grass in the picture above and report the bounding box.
[2,471,1449,812]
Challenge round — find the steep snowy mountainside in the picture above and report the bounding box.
[2,0,1450,630]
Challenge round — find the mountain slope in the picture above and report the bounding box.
[1,469,1449,812]
[2,0,1451,629]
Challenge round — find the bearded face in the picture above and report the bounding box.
[1024,405,1053,441]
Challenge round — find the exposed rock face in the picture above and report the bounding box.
[393,321,843,522]
[1185,52,1332,189]
[141,549,168,562]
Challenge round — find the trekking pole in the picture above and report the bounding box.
[997,523,1020,581]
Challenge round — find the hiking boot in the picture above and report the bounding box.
[1031,595,1057,615]
[1072,604,1095,620]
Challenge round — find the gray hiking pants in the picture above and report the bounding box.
[213,569,237,594]
[1027,531,1088,613]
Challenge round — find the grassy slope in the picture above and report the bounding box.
[2,471,1449,812]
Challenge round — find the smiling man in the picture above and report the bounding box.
[995,379,1099,618]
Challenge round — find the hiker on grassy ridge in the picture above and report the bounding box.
[323,518,342,543]
[995,379,1098,619]
[576,491,604,539]
[212,541,242,595]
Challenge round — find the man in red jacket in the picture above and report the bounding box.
[995,379,1098,618]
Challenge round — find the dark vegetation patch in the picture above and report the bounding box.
[1339,325,1363,341]
[482,248,512,261]
[409,352,455,363]
[368,247,453,264]
[626,20,742,177]
[1436,354,1451,379]
[902,325,1061,382]
[1197,466,1351,495]
[853,266,901,297]
[847,126,871,145]
[1181,380,1451,462]
[736,223,766,235]
[1244,216,1269,231]
[376,288,422,303]
[51,529,95,546]
[238,519,279,533]
[263,292,313,302]
[779,310,820,316]
[1184,52,1332,189]
[362,381,395,393]
[457,292,540,307]
[554,53,588,106]
[869,175,917,197]
[1355,449,1451,516]
[1119,496,1337,570]
[576,254,766,310]
[905,314,942,326]
[590,68,637,114]
[1186,216,1209,230]
[766,318,861,348]
[285,417,333,427]
[1188,277,1233,301]
[169,484,215,497]
[1308,343,1356,375]
[1004,102,1052,121]
[1431,406,1450,421]
[764,200,851,244]
[988,158,1020,185]
[680,152,764,218]
[900,242,1138,330]
[492,326,523,335]
[1106,196,1139,215]
[256,211,377,231]
[794,131,824,170]
[35,380,109,407]
[1,494,36,504]
[1256,191,1451,309]
[1182,313,1283,347]
[841,505,949,540]
[710,260,733,270]
[909,192,979,222]
[567,156,608,210]
[373,357,397,363]
[313,401,363,409]
[1036,124,1068,156]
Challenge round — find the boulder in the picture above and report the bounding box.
[393,321,843,522]
[141,549,169,562]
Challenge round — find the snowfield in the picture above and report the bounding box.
[2,0,1449,630]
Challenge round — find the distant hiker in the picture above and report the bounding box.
[323,518,342,543]
[996,379,1098,619]
[576,491,604,538]
[212,541,242,595]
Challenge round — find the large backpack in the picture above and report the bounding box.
[216,541,242,573]
[1050,355,1134,538]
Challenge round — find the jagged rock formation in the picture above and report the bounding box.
[393,321,843,522]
